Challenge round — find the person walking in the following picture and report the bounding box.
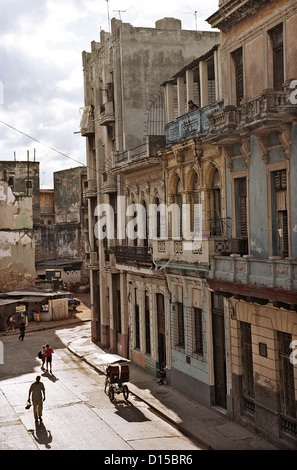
[6,314,15,332]
[39,345,46,371]
[44,344,54,374]
[27,376,46,424]
[18,316,26,341]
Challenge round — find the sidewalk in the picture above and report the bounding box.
[67,334,279,450]
[1,306,279,450]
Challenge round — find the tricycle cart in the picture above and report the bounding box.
[104,363,130,401]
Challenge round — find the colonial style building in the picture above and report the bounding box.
[207,0,297,449]
[154,45,229,406]
[81,17,219,366]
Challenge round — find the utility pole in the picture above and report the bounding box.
[106,0,110,32]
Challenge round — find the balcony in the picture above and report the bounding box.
[99,101,115,126]
[85,179,97,198]
[166,100,223,145]
[112,136,165,169]
[240,89,288,132]
[207,89,292,143]
[115,245,154,268]
[151,238,209,266]
[208,105,241,143]
[208,255,297,305]
[150,234,247,266]
[87,251,99,270]
[80,106,95,136]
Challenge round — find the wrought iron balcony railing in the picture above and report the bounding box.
[115,245,154,268]
[166,100,224,145]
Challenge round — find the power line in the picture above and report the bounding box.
[0,119,86,169]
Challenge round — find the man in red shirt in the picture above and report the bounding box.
[44,344,54,374]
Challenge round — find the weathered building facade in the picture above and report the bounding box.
[36,166,89,286]
[0,162,36,291]
[207,0,297,449]
[81,17,219,366]
[0,161,38,291]
[153,45,229,406]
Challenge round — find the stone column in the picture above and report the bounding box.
[199,61,209,108]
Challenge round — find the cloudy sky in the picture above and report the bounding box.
[0,0,218,188]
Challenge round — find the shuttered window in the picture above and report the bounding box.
[145,293,151,354]
[135,303,140,349]
[232,48,244,106]
[177,302,185,348]
[269,24,284,91]
[194,308,203,356]
[272,169,288,258]
[235,177,248,238]
[241,322,255,399]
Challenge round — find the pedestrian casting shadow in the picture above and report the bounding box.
[113,399,150,423]
[41,371,59,382]
[29,422,53,449]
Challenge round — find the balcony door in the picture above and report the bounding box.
[269,24,284,91]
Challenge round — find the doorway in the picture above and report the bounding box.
[211,292,227,408]
[156,293,166,367]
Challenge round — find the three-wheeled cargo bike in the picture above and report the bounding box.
[104,363,130,401]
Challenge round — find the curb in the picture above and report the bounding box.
[67,342,212,450]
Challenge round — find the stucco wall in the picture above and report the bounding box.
[0,184,35,290]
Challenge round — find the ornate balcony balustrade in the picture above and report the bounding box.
[112,135,165,168]
[209,255,297,292]
[115,245,154,268]
[166,101,224,145]
[151,234,247,266]
[207,89,292,142]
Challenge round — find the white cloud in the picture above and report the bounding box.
[0,0,219,188]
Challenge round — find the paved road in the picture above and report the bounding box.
[0,324,202,451]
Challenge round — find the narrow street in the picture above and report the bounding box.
[0,323,202,451]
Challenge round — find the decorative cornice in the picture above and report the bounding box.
[221,145,233,171]
[279,126,292,160]
[207,0,270,32]
[257,135,269,164]
[240,139,251,169]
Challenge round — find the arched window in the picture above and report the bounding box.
[141,199,148,246]
[176,179,183,238]
[191,172,200,234]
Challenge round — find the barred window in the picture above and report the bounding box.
[193,307,203,356]
[135,303,140,349]
[172,302,185,350]
[145,292,151,355]
[241,322,254,399]
[279,331,296,418]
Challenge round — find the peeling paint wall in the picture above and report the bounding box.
[35,167,89,284]
[54,167,87,224]
[0,181,35,291]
